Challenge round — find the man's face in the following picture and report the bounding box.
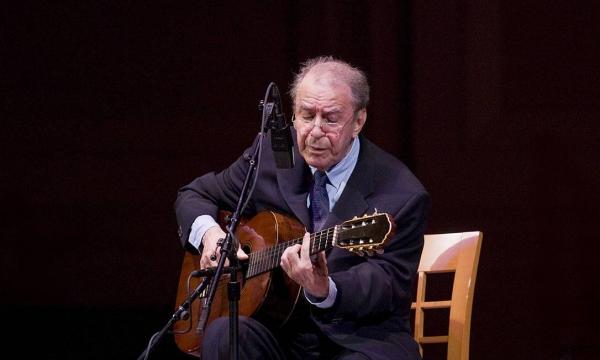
[293,73,366,171]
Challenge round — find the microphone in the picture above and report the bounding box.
[269,83,295,169]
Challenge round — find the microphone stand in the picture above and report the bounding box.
[137,271,213,360]
[211,156,259,360]
[203,85,276,359]
[137,138,261,360]
[137,83,276,360]
[202,83,279,359]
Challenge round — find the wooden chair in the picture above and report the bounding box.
[412,231,483,360]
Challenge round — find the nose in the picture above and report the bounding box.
[308,116,326,137]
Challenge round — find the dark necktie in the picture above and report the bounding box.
[310,170,329,232]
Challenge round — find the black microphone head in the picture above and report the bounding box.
[271,126,295,168]
[268,82,295,168]
[271,83,280,99]
[271,84,285,128]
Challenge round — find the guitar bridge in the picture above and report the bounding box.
[196,282,212,334]
[197,297,210,334]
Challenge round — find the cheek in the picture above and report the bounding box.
[295,128,307,150]
[326,134,342,152]
[327,132,353,156]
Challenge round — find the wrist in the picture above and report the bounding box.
[202,225,224,245]
[308,280,329,299]
[305,277,337,309]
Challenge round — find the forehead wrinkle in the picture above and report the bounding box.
[298,103,343,114]
[297,93,345,111]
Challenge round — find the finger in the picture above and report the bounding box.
[282,243,301,256]
[280,245,297,273]
[281,244,301,270]
[201,255,217,269]
[300,232,311,262]
[237,247,248,261]
[280,254,289,272]
[315,251,328,273]
[200,249,212,267]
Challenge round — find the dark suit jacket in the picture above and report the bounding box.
[174,134,430,360]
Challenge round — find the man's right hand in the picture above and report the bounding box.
[200,225,248,269]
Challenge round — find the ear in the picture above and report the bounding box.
[352,109,367,137]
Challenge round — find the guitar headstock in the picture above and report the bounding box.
[335,211,395,257]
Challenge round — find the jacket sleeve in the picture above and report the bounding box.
[173,151,255,250]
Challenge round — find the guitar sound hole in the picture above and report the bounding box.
[242,244,252,254]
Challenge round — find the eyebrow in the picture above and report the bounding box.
[297,105,343,115]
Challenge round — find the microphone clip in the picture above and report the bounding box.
[258,100,277,131]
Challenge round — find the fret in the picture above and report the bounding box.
[247,256,253,275]
[245,226,336,279]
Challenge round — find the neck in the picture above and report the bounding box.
[245,227,337,278]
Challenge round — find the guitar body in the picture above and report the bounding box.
[173,210,394,357]
[173,211,306,357]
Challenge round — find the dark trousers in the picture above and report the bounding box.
[201,316,369,360]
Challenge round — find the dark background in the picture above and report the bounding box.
[2,1,599,359]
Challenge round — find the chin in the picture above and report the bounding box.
[303,150,334,170]
[304,155,324,169]
[309,159,332,171]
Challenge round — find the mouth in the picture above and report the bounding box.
[306,145,327,154]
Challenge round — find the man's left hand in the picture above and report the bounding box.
[280,232,329,299]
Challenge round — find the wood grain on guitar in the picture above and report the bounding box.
[173,210,394,357]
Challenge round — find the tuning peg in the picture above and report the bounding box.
[366,250,374,257]
[376,249,384,255]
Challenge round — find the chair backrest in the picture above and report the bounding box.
[412,231,483,360]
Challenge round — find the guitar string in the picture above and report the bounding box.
[247,227,335,277]
[235,215,386,276]
[252,233,307,276]
[250,228,332,276]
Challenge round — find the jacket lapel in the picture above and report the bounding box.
[323,137,375,229]
[276,147,312,228]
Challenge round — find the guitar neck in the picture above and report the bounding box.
[245,227,336,278]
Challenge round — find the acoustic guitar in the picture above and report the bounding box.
[173,210,394,356]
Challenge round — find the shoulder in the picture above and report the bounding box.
[359,137,427,195]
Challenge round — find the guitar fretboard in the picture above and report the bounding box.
[246,227,336,278]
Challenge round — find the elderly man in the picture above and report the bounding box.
[175,56,430,360]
